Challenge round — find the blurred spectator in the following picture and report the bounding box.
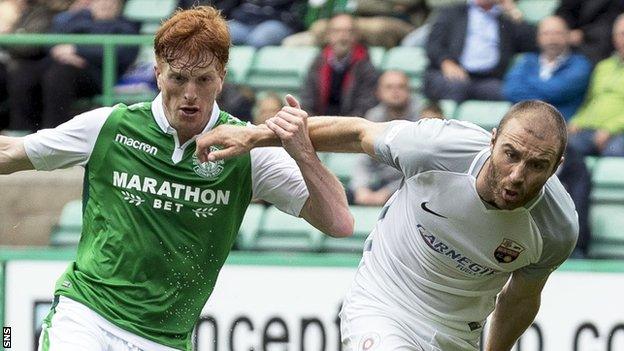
[356,0,429,28]
[347,70,423,206]
[424,0,536,102]
[558,14,624,257]
[503,16,592,121]
[0,0,26,34]
[178,0,239,17]
[252,91,282,125]
[300,14,378,116]
[227,0,306,48]
[4,0,73,131]
[347,0,429,48]
[420,101,445,119]
[364,70,422,122]
[7,0,139,131]
[556,0,624,65]
[217,83,255,123]
[284,1,428,49]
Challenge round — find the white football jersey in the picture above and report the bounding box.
[341,118,578,349]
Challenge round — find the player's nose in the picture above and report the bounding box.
[509,164,525,185]
[183,83,198,102]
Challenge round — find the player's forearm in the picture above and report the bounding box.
[485,292,541,351]
[0,136,33,174]
[298,152,353,238]
[252,116,370,153]
[307,116,371,154]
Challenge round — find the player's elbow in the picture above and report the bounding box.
[0,137,25,175]
[326,211,354,238]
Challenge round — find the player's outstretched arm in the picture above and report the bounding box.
[0,136,34,174]
[484,272,548,351]
[267,96,353,237]
[195,95,388,162]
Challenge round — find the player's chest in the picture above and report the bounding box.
[405,171,542,274]
[92,135,251,221]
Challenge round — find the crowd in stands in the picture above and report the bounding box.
[1,0,624,258]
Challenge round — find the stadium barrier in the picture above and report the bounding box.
[0,33,154,106]
[2,247,624,351]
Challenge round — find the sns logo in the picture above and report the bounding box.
[3,327,10,348]
[193,146,224,180]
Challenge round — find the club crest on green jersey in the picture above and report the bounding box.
[193,146,224,180]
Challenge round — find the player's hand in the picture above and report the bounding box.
[195,124,255,162]
[441,59,468,82]
[567,124,580,135]
[50,44,87,68]
[594,130,611,152]
[265,95,316,162]
[570,29,584,46]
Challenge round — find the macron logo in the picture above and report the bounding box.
[115,134,158,156]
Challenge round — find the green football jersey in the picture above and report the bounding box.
[54,102,253,350]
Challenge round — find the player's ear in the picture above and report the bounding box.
[490,128,498,148]
[154,61,163,91]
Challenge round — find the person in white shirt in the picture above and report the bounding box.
[195,97,578,351]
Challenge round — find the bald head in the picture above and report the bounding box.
[538,16,570,60]
[496,100,567,163]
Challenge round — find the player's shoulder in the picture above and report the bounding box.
[531,176,579,247]
[390,118,490,147]
[407,118,490,160]
[218,111,247,127]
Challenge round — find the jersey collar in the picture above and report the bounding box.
[151,93,221,164]
[468,148,545,211]
[151,92,221,137]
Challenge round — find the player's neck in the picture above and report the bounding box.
[475,159,498,208]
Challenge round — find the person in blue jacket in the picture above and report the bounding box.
[503,16,592,121]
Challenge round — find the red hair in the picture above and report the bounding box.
[154,6,230,72]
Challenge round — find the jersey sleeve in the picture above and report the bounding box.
[23,107,113,171]
[517,231,577,278]
[518,180,579,278]
[374,118,491,178]
[250,147,310,216]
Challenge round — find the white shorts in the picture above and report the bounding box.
[341,314,429,351]
[38,296,180,351]
[340,264,480,351]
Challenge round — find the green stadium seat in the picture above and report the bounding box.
[588,204,624,259]
[246,46,319,93]
[50,200,83,246]
[584,156,599,172]
[455,100,512,130]
[304,0,351,27]
[591,157,624,203]
[253,206,322,251]
[382,46,428,91]
[140,22,161,35]
[324,152,361,186]
[439,99,458,119]
[236,203,266,250]
[517,0,559,24]
[123,0,177,23]
[368,46,385,68]
[227,46,255,85]
[322,205,380,253]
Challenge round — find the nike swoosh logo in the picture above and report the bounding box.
[421,202,447,219]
